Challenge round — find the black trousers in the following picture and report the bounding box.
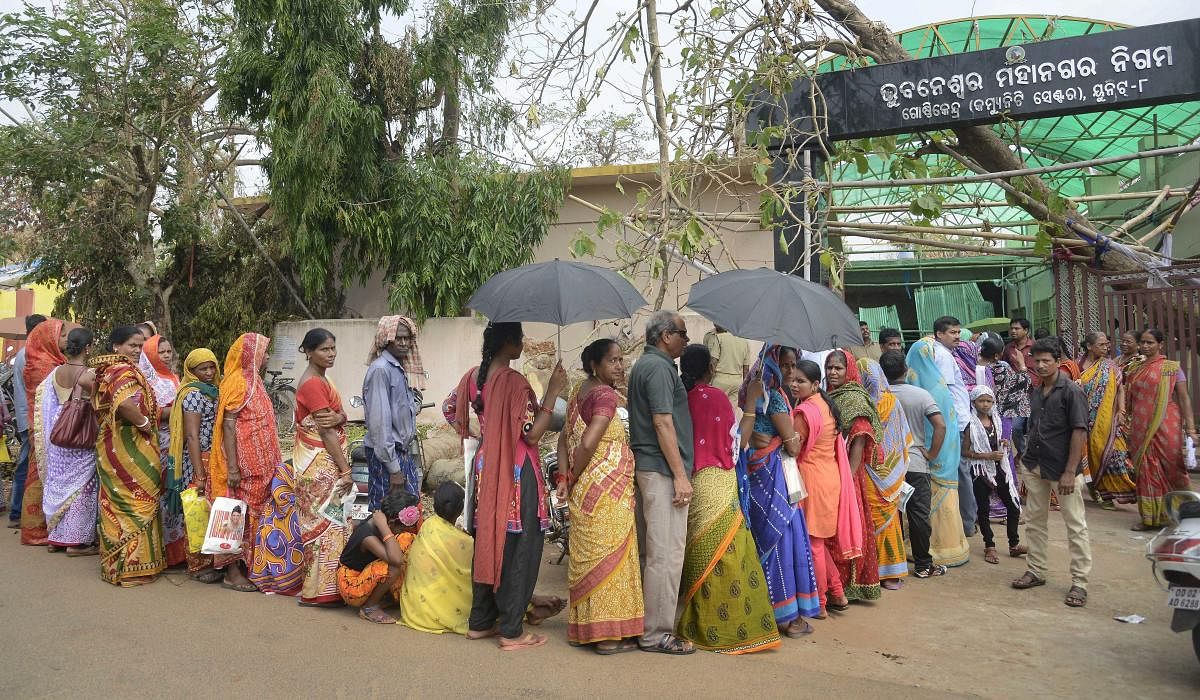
[468,460,544,639]
[905,472,932,570]
[973,468,1021,549]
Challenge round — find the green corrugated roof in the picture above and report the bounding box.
[820,16,1200,232]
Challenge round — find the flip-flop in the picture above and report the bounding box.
[359,606,397,624]
[881,580,903,591]
[221,581,258,593]
[191,569,224,584]
[784,620,814,638]
[499,633,547,651]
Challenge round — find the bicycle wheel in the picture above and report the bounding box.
[270,386,296,435]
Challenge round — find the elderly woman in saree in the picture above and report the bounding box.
[675,344,781,654]
[857,359,911,590]
[37,327,98,556]
[905,337,970,568]
[737,346,821,635]
[824,350,882,602]
[209,332,304,594]
[166,347,221,582]
[293,328,355,606]
[1127,328,1197,530]
[1077,332,1136,508]
[93,326,165,586]
[139,334,185,565]
[19,317,67,546]
[466,322,567,651]
[558,338,644,654]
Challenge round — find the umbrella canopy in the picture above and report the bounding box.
[466,259,647,325]
[966,317,1013,335]
[686,268,862,351]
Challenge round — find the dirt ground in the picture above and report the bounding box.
[3,495,1199,699]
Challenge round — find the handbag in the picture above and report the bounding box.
[49,368,98,449]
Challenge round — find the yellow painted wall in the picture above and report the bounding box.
[0,281,64,319]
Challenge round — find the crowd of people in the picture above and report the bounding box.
[4,309,1196,655]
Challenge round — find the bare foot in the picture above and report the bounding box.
[526,595,567,625]
[499,632,547,651]
[466,627,499,640]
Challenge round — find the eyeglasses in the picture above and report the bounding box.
[666,328,689,341]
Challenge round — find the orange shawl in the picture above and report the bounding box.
[472,366,535,590]
[20,318,66,544]
[208,333,275,498]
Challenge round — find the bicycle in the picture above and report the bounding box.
[265,370,296,435]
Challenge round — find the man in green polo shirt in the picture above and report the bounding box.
[628,309,694,655]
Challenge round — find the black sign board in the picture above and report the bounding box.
[751,18,1200,145]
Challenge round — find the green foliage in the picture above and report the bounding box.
[219,0,566,321]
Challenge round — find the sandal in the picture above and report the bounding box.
[1011,571,1046,590]
[1009,544,1028,558]
[881,579,903,591]
[594,640,639,655]
[359,606,397,624]
[221,580,258,593]
[65,545,99,557]
[826,597,850,612]
[913,565,947,579]
[499,632,547,651]
[190,569,224,584]
[783,620,814,638]
[984,547,999,565]
[639,633,695,655]
[1064,585,1087,608]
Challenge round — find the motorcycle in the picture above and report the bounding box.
[1146,490,1200,664]
[346,389,433,522]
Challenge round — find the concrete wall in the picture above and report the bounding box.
[269,312,752,423]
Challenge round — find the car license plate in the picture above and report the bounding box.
[1167,586,1200,610]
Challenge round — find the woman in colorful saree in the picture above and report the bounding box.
[139,335,184,565]
[1077,332,1136,508]
[905,337,970,567]
[1126,328,1197,530]
[676,344,780,654]
[561,338,643,654]
[209,332,302,593]
[856,359,911,590]
[467,322,567,651]
[19,317,67,546]
[823,349,882,602]
[93,325,165,586]
[166,347,221,582]
[293,328,354,606]
[37,327,98,555]
[736,345,820,635]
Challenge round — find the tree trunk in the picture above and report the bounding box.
[645,0,675,310]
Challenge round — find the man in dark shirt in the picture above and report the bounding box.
[628,309,694,655]
[1011,338,1091,609]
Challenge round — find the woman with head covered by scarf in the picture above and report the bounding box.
[20,317,67,545]
[166,348,221,581]
[139,335,184,564]
[363,315,425,507]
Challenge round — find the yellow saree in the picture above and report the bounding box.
[400,516,474,634]
[565,384,644,645]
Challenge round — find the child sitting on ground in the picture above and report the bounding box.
[337,490,421,624]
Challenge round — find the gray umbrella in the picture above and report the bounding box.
[466,259,647,325]
[686,267,863,350]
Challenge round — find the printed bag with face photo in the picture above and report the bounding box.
[201,497,248,555]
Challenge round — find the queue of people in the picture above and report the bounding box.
[5,310,1196,655]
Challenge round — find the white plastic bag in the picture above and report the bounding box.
[781,454,806,505]
[462,437,480,531]
[1185,436,1197,469]
[318,486,356,528]
[201,497,248,555]
[897,481,916,512]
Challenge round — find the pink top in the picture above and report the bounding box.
[687,383,736,473]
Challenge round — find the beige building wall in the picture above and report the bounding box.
[269,165,772,420]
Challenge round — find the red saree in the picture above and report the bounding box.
[21,318,66,545]
[1127,355,1189,527]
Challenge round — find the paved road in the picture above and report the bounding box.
[2,499,1198,698]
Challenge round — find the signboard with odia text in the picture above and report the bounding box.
[751,18,1200,144]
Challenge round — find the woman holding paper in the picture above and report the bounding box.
[293,328,355,606]
[736,345,820,638]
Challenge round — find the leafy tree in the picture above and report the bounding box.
[219,0,568,321]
